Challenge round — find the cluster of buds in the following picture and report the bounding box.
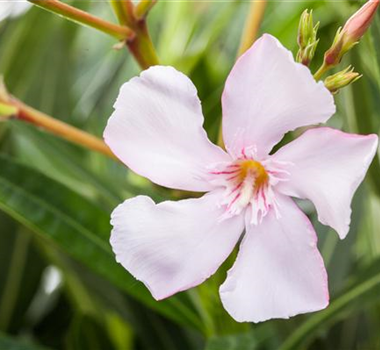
[296,10,319,66]
[298,0,379,93]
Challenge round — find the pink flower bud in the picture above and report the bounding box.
[343,0,379,42]
[323,0,379,68]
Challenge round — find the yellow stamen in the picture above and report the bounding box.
[239,160,269,190]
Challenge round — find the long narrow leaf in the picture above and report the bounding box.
[0,155,204,331]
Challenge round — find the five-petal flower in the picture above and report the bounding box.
[104,34,378,322]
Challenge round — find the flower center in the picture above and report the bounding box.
[238,159,269,190]
[210,156,287,224]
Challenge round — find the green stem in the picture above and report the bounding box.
[110,1,129,25]
[28,0,134,40]
[123,1,136,25]
[110,0,136,27]
[313,62,331,81]
[29,0,159,69]
[127,20,159,69]
[134,0,157,20]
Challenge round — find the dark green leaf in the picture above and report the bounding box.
[0,332,51,350]
[280,258,380,350]
[0,155,203,331]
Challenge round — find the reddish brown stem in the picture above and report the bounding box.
[127,19,159,69]
[11,98,116,160]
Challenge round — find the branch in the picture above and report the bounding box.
[29,0,159,69]
[110,0,136,27]
[134,0,157,20]
[237,0,267,57]
[28,0,134,40]
[6,97,116,160]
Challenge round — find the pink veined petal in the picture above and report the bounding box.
[219,194,329,323]
[222,34,336,159]
[104,66,230,192]
[110,190,244,301]
[273,127,379,239]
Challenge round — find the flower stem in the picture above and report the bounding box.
[109,0,159,69]
[110,1,130,25]
[127,19,159,69]
[134,0,157,20]
[28,0,134,40]
[122,0,136,25]
[237,0,267,57]
[9,98,117,160]
[29,0,159,69]
[313,62,331,81]
[110,0,135,27]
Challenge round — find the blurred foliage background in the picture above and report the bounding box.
[0,0,380,349]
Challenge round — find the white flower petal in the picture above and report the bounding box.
[104,66,229,192]
[220,195,328,323]
[273,127,378,239]
[110,190,244,300]
[222,34,335,158]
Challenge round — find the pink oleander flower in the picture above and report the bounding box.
[104,34,378,323]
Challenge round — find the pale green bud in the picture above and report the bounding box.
[297,10,319,66]
[324,66,361,94]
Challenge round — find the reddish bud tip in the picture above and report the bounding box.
[343,0,379,41]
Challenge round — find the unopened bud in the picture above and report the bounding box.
[324,0,379,67]
[324,66,361,94]
[344,0,379,42]
[298,10,314,48]
[297,10,319,66]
